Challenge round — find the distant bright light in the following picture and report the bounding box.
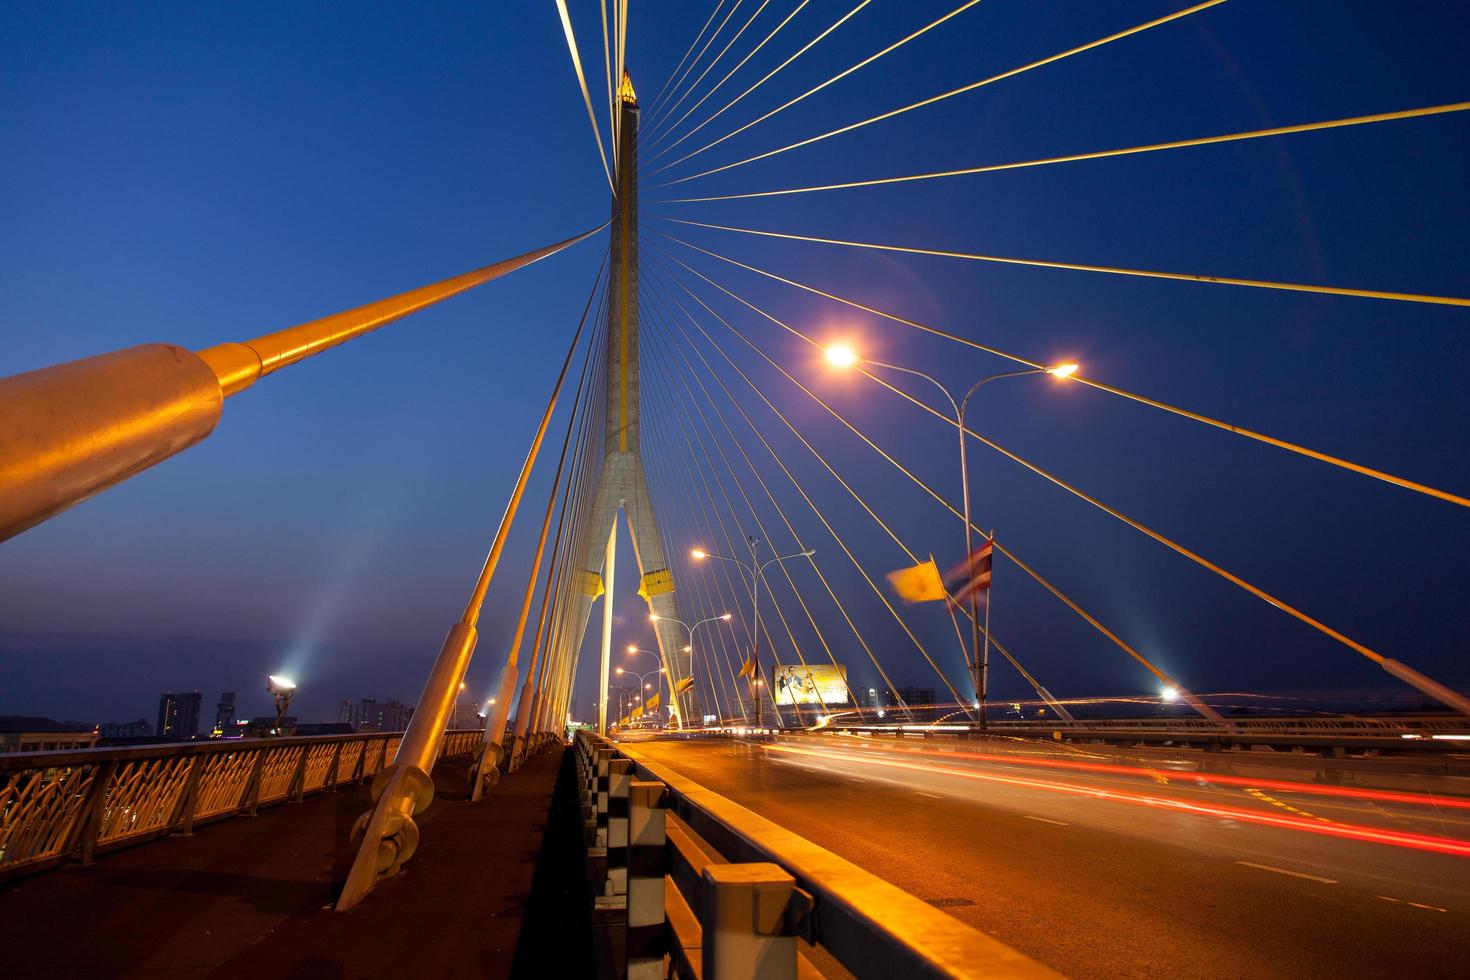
[626,644,637,654]
[648,613,660,622]
[1161,686,1181,702]
[1047,362,1080,378]
[721,612,732,620]
[824,343,859,368]
[615,667,626,675]
[691,548,707,560]
[267,675,296,694]
[682,645,692,652]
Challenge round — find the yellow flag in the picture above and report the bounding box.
[644,692,660,711]
[739,656,756,678]
[673,676,695,695]
[887,557,946,603]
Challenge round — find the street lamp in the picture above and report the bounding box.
[825,343,1077,728]
[691,538,815,727]
[625,647,668,718]
[649,611,733,724]
[267,675,296,736]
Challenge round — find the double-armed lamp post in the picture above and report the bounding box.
[648,611,732,725]
[692,537,815,728]
[622,646,667,719]
[824,343,1077,728]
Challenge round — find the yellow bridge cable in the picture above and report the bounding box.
[601,0,614,166]
[645,0,774,146]
[644,290,872,718]
[641,398,746,722]
[648,265,1058,714]
[655,0,985,170]
[650,0,746,128]
[658,0,1229,184]
[654,244,1428,679]
[645,1,812,157]
[661,100,1470,202]
[657,233,1470,510]
[554,0,615,191]
[646,0,729,120]
[647,252,1181,696]
[662,217,1470,309]
[648,263,973,713]
[649,0,873,168]
[647,346,818,726]
[646,293,914,722]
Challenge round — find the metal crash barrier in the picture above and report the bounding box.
[573,730,1055,980]
[0,729,484,881]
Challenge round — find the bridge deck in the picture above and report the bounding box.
[0,748,591,979]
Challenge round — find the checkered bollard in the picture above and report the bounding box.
[625,781,668,980]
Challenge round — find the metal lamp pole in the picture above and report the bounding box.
[623,647,667,719]
[650,612,733,724]
[831,345,1076,729]
[693,537,815,728]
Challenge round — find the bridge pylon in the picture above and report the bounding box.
[559,72,698,731]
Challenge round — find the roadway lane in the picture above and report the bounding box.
[625,735,1470,978]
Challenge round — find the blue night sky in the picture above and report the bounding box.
[2,1,1467,727]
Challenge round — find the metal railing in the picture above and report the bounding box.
[0,729,484,881]
[574,730,1054,979]
[982,714,1469,734]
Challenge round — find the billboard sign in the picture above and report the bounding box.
[772,663,849,706]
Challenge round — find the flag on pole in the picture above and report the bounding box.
[644,692,660,711]
[887,556,947,603]
[948,539,994,604]
[739,655,757,679]
[673,675,695,696]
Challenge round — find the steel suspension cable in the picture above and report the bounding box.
[554,0,615,191]
[656,246,1467,706]
[645,0,773,146]
[645,1,812,159]
[649,0,745,129]
[645,247,1222,697]
[644,299,857,721]
[656,0,986,171]
[647,259,1059,714]
[662,100,1470,202]
[658,233,1470,510]
[649,0,872,169]
[646,262,975,714]
[657,0,1228,184]
[644,367,752,723]
[646,0,729,120]
[662,217,1470,309]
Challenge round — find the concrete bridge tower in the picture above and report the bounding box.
[562,71,697,731]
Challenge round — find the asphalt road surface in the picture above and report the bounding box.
[624,734,1470,978]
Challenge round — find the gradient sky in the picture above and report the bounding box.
[2,1,1467,727]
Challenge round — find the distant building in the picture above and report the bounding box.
[896,687,936,707]
[245,715,298,737]
[157,691,202,740]
[0,716,99,754]
[98,718,152,739]
[340,698,413,732]
[294,722,354,737]
[212,692,236,736]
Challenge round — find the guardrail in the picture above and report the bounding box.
[0,729,485,881]
[573,729,1054,980]
[983,714,1469,734]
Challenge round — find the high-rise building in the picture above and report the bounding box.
[98,718,152,739]
[157,691,202,740]
[340,698,413,732]
[212,692,236,736]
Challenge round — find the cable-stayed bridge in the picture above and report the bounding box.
[2,2,1468,977]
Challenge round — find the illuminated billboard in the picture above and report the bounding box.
[772,664,850,706]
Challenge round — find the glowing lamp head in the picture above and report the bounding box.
[267,675,296,695]
[616,667,625,675]
[691,548,707,560]
[648,613,659,622]
[1161,686,1181,702]
[1047,362,1079,379]
[627,644,637,654]
[683,645,692,652]
[721,613,732,621]
[824,343,859,369]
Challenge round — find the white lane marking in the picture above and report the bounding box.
[1235,861,1337,884]
[915,791,942,799]
[1376,895,1448,912]
[1024,815,1069,827]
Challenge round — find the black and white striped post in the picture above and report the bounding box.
[625,780,668,980]
[605,758,633,895]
